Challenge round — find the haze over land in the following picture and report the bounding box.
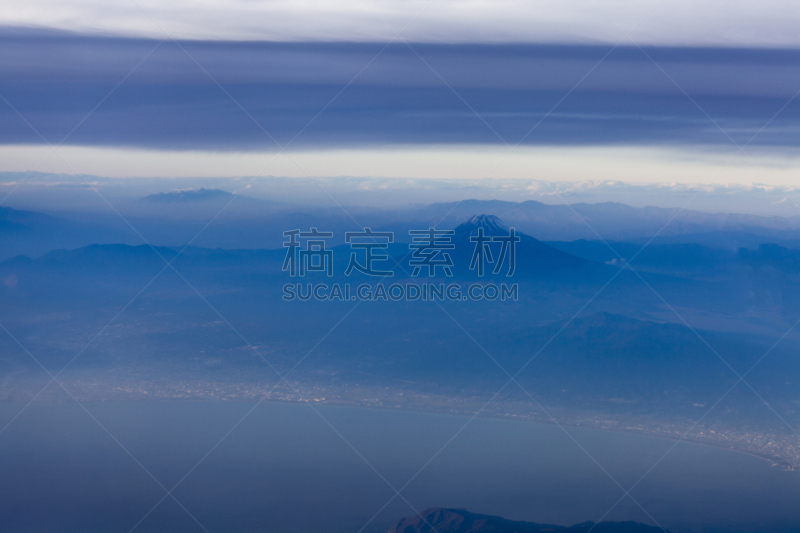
[2,183,799,471]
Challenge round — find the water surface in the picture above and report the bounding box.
[1,401,798,533]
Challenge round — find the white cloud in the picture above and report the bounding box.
[3,144,800,188]
[5,144,800,215]
[3,0,800,47]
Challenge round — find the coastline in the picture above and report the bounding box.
[3,374,797,472]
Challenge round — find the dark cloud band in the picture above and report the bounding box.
[2,28,799,150]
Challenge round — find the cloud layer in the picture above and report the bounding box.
[3,0,800,47]
[2,33,799,151]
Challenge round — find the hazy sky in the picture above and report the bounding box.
[4,0,800,47]
[3,145,800,189]
[1,2,799,188]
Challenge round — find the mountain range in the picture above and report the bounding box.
[1,215,797,429]
[390,508,664,533]
[4,193,800,260]
[1,202,799,474]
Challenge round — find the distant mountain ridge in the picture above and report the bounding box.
[139,188,234,203]
[126,187,287,221]
[0,206,63,230]
[415,199,800,244]
[0,206,133,260]
[390,508,665,533]
[4,198,800,258]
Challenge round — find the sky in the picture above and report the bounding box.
[4,0,800,47]
[1,1,799,190]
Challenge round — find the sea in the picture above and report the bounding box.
[1,401,798,533]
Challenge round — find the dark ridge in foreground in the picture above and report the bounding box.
[390,508,665,533]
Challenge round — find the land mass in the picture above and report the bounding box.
[390,508,664,533]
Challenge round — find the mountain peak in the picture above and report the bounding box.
[454,214,509,239]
